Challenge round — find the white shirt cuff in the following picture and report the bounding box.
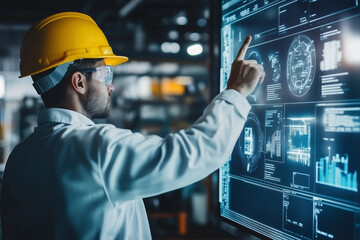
[214,89,252,119]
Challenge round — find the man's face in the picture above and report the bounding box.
[82,60,115,119]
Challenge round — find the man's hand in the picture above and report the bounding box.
[226,35,265,97]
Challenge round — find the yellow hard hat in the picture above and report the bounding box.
[20,12,129,78]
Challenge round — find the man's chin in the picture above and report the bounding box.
[92,109,110,119]
[90,105,110,119]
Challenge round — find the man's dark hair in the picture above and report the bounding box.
[31,58,102,107]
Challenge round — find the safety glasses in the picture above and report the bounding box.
[78,65,113,85]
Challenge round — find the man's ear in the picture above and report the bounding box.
[70,72,87,95]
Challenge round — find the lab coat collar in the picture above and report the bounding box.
[37,108,95,126]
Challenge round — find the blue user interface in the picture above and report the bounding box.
[220,1,360,239]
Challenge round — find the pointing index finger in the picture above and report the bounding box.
[236,35,252,61]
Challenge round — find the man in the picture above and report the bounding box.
[1,12,264,239]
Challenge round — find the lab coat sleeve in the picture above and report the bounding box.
[97,89,251,203]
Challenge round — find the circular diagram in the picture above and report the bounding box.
[247,51,264,100]
[234,112,264,173]
[286,35,316,97]
[269,52,281,82]
[248,51,264,65]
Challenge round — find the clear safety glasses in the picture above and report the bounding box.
[79,65,113,85]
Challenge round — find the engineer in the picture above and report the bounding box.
[1,12,264,239]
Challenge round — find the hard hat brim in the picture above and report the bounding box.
[19,55,129,78]
[104,56,129,67]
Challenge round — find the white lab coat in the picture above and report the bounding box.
[1,89,251,239]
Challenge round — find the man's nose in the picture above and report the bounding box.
[107,84,115,93]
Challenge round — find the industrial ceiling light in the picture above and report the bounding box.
[187,44,203,56]
[175,11,188,25]
[197,18,207,27]
[168,30,179,40]
[189,32,201,41]
[161,42,180,54]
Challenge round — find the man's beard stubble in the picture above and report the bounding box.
[83,85,111,119]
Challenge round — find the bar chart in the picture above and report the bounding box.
[316,152,358,192]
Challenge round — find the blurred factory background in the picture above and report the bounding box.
[0,0,239,239]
